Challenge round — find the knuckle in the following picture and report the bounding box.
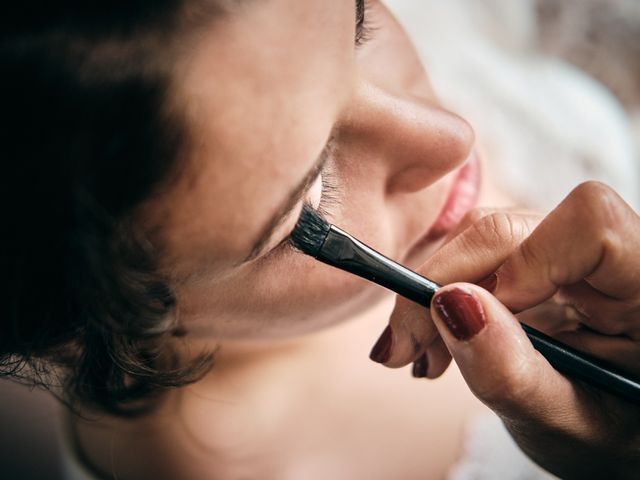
[568,181,629,262]
[517,237,547,277]
[472,212,521,247]
[569,181,626,231]
[390,301,436,344]
[571,180,615,203]
[461,207,495,226]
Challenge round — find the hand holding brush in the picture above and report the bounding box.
[290,182,640,478]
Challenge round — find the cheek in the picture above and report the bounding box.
[186,248,382,341]
[320,156,398,255]
[252,251,377,332]
[253,176,323,255]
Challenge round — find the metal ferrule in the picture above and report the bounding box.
[316,225,440,305]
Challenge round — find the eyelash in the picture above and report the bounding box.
[266,146,341,258]
[312,0,377,214]
[263,3,376,258]
[355,0,376,48]
[307,1,375,214]
[315,140,341,218]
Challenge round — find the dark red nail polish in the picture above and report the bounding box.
[412,353,429,378]
[433,288,487,341]
[477,273,497,293]
[370,325,394,364]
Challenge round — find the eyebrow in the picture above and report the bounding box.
[242,143,331,263]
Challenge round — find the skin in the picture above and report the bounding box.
[383,183,640,478]
[69,1,640,479]
[141,0,473,344]
[72,1,487,479]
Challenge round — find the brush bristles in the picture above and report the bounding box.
[290,204,331,257]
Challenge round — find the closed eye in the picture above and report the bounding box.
[355,0,376,47]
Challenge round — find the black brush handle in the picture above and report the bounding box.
[521,324,640,403]
[318,225,640,405]
[318,226,440,303]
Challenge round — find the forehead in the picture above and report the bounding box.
[151,0,354,275]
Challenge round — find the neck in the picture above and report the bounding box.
[69,299,393,479]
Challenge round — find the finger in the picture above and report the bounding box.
[423,211,542,285]
[554,329,640,377]
[429,282,586,428]
[556,282,640,337]
[382,296,437,368]
[410,329,452,379]
[494,182,640,312]
[424,335,452,379]
[432,281,640,479]
[514,297,582,335]
[441,207,542,248]
[411,352,429,378]
[375,211,540,368]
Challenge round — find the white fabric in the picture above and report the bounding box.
[61,454,98,480]
[448,413,558,480]
[57,420,100,480]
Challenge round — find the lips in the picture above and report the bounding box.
[428,152,482,239]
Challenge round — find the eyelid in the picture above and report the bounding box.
[265,159,341,259]
[277,166,341,256]
[265,2,368,260]
[258,202,308,259]
[263,4,368,261]
[256,167,329,261]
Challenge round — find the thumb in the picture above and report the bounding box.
[430,283,577,423]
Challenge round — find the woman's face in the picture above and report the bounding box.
[146,0,478,343]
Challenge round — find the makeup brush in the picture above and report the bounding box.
[290,204,640,404]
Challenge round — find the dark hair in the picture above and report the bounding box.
[0,2,216,415]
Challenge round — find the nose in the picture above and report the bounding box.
[339,80,474,195]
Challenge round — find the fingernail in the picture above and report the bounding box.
[433,288,487,341]
[412,353,429,378]
[477,273,497,293]
[370,325,394,364]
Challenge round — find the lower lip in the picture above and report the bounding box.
[421,153,482,244]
